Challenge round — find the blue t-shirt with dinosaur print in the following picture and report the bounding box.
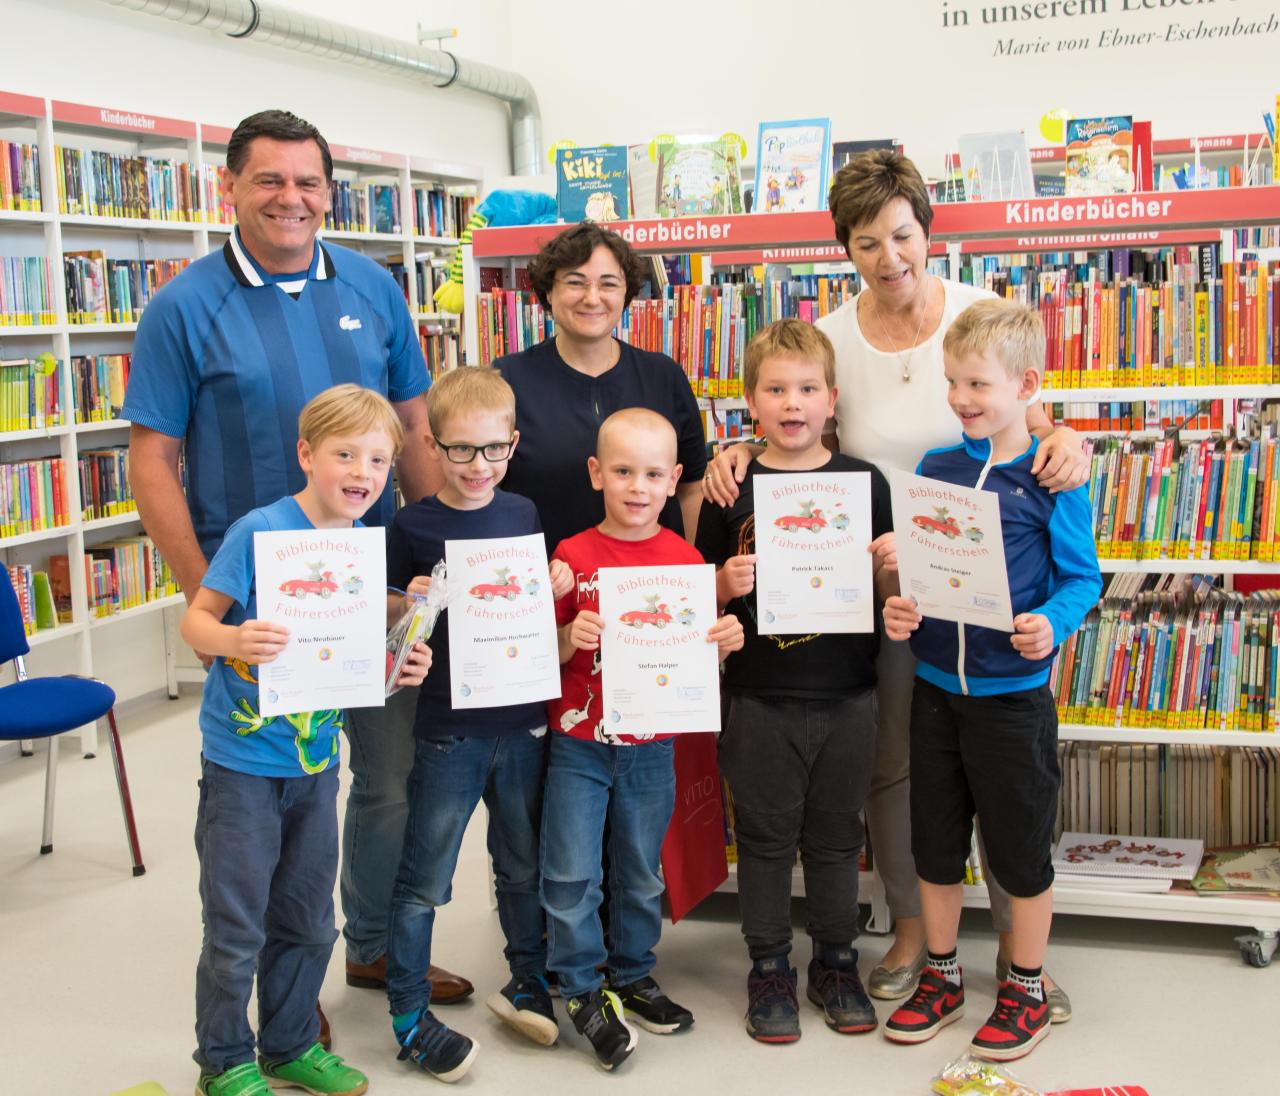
[198,495,349,777]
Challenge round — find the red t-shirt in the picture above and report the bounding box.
[550,525,704,745]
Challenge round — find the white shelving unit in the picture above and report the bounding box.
[0,91,481,752]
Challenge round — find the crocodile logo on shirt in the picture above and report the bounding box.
[339,315,362,331]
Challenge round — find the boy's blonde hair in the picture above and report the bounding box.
[744,319,836,393]
[298,384,404,454]
[596,407,677,462]
[943,299,1045,379]
[425,367,516,440]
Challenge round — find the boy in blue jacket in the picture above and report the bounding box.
[880,299,1101,1063]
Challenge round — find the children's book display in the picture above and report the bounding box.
[754,118,831,214]
[831,137,897,175]
[444,533,561,708]
[1065,116,1135,196]
[752,471,874,633]
[253,527,387,716]
[955,131,1035,201]
[597,564,720,736]
[889,471,1014,631]
[654,138,743,217]
[1190,843,1280,895]
[627,143,661,219]
[555,145,628,223]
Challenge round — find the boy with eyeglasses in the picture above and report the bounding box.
[381,367,574,1082]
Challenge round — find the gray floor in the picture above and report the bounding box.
[2,692,1275,1095]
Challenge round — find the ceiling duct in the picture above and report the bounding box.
[99,0,543,176]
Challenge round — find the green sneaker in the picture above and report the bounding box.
[195,1062,271,1096]
[258,1044,368,1096]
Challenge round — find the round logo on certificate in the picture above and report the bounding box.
[318,648,332,661]
[809,575,823,589]
[656,674,669,687]
[506,645,519,658]
[948,576,962,588]
[461,684,472,697]
[610,709,621,723]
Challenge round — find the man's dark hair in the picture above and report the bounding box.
[226,110,333,181]
[526,222,646,310]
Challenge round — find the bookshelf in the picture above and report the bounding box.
[0,90,481,753]
[462,193,1280,955]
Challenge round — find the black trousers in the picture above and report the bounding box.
[719,690,877,960]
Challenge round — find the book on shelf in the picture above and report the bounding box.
[954,131,1035,201]
[1046,398,1225,433]
[1190,842,1280,895]
[754,118,831,215]
[84,535,178,617]
[201,163,234,226]
[48,553,72,622]
[1056,741,1279,846]
[412,185,473,239]
[1053,831,1203,881]
[1,139,41,212]
[1051,575,1280,732]
[322,179,402,235]
[77,446,133,521]
[0,456,69,537]
[1,256,57,325]
[555,145,628,224]
[71,353,130,422]
[54,146,200,221]
[63,254,189,325]
[1065,116,1135,196]
[654,138,743,218]
[627,144,661,219]
[1,354,62,431]
[6,563,55,636]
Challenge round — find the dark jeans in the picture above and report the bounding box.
[719,691,877,960]
[194,758,339,1074]
[540,735,676,999]
[385,732,547,1016]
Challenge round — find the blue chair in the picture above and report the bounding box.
[1,566,144,876]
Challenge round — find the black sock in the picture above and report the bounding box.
[926,949,961,982]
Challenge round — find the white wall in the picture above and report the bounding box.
[507,0,1278,178]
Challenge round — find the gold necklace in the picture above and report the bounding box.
[869,275,931,383]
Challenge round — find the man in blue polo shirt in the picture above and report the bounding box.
[123,110,473,1040]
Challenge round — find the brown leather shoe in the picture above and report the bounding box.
[345,955,475,1004]
[317,1002,331,1049]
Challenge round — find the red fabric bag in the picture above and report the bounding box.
[660,734,728,922]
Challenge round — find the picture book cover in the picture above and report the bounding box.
[955,130,1035,201]
[1053,832,1203,880]
[1065,116,1135,196]
[655,139,743,218]
[832,138,898,176]
[556,145,628,223]
[754,118,831,214]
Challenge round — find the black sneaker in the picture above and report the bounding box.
[394,1008,478,1083]
[970,981,1051,1061]
[566,988,637,1071]
[806,949,878,1034]
[610,975,694,1034]
[884,968,965,1045]
[486,973,559,1046]
[745,955,801,1044]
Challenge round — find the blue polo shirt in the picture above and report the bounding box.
[123,228,428,558]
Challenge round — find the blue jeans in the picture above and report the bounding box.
[340,687,418,964]
[540,735,676,1000]
[194,758,339,1074]
[385,731,548,1016]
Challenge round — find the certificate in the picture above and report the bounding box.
[889,470,1014,631]
[445,533,561,709]
[598,564,720,736]
[753,470,874,634]
[253,527,387,716]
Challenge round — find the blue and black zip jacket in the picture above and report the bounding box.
[910,434,1102,697]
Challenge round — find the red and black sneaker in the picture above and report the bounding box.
[970,981,1051,1061]
[884,968,965,1044]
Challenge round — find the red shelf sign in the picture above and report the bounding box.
[51,99,196,140]
[328,143,403,168]
[0,91,45,119]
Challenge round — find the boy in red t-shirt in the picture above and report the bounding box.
[544,408,743,1072]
